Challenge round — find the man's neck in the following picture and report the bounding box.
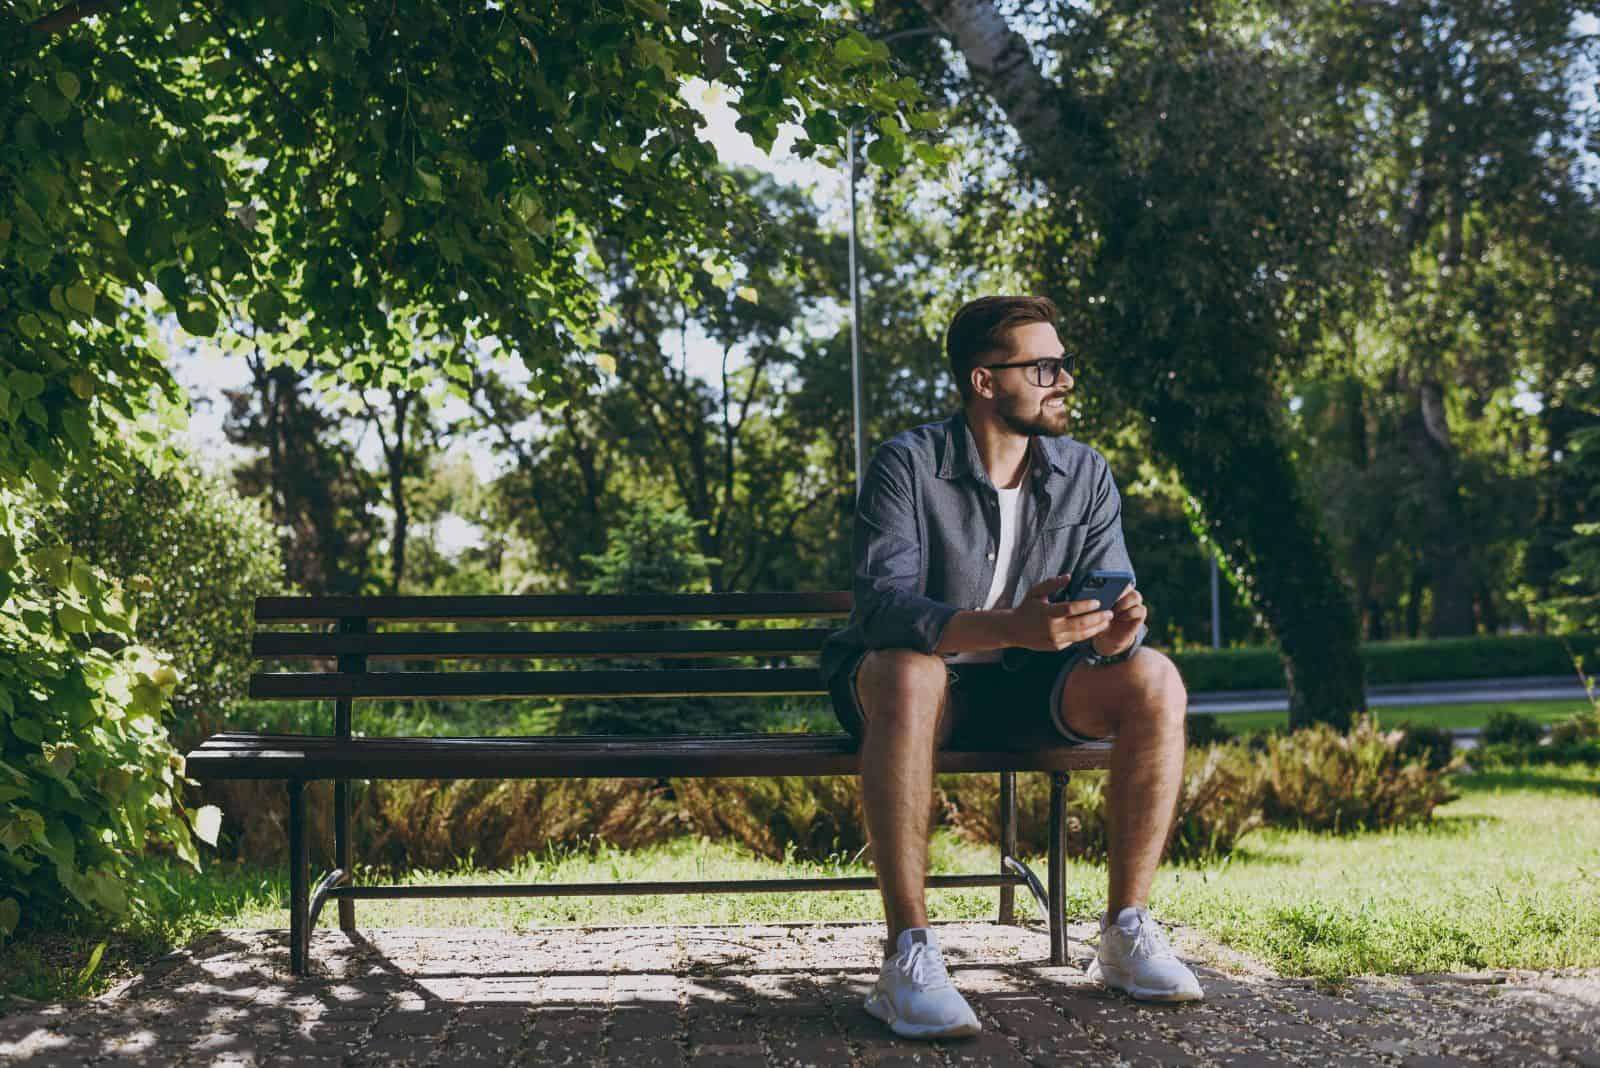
[964,406,1031,490]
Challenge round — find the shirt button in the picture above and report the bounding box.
[986,551,996,562]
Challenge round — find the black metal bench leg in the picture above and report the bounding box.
[288,779,310,976]
[998,771,1016,925]
[335,778,355,931]
[1048,771,1070,965]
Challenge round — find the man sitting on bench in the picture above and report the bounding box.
[821,295,1204,1039]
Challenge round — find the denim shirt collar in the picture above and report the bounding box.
[935,410,1071,488]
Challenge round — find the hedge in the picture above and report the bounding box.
[1170,633,1600,693]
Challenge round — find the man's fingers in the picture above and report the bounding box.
[1025,574,1073,601]
[1042,598,1106,618]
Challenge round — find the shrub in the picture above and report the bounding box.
[938,748,1264,865]
[1185,713,1236,747]
[1483,709,1545,747]
[1477,709,1600,768]
[1251,717,1460,833]
[0,525,212,939]
[42,457,286,746]
[671,776,865,862]
[1394,721,1457,772]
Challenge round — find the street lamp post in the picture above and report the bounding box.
[847,26,945,499]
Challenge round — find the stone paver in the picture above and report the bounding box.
[1,922,1596,1066]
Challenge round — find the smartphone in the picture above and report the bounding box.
[1050,569,1134,613]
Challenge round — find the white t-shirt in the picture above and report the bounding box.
[946,484,1028,664]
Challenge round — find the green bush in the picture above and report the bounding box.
[41,457,286,746]
[1477,709,1600,768]
[1483,709,1545,747]
[0,514,213,939]
[1394,721,1457,772]
[938,748,1265,865]
[1252,718,1460,833]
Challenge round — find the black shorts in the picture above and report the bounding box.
[827,649,1108,747]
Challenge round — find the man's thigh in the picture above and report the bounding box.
[1055,647,1181,740]
[830,648,954,741]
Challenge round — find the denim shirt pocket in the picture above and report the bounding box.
[1036,520,1092,583]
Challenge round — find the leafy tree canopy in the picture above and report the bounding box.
[3,0,936,491]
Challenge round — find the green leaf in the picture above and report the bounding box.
[25,82,70,125]
[832,33,872,66]
[76,940,108,986]
[0,899,18,936]
[176,300,219,337]
[65,283,95,316]
[56,71,81,101]
[9,717,43,745]
[191,804,222,846]
[866,135,904,168]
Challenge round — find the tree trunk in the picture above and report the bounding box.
[1399,375,1474,635]
[920,0,1366,727]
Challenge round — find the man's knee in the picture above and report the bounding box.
[856,649,948,730]
[1124,648,1188,727]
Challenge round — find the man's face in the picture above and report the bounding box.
[985,322,1073,438]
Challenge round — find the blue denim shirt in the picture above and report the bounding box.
[820,410,1147,687]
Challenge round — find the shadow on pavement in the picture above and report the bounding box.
[0,922,1595,1066]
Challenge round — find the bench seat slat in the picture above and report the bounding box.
[252,628,837,662]
[256,592,852,624]
[186,731,1113,779]
[250,667,826,700]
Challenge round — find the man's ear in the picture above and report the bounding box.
[970,366,993,400]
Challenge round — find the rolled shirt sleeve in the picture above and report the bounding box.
[1075,454,1148,658]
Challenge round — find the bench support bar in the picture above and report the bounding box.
[324,872,1029,900]
[308,867,350,932]
[1048,771,1070,966]
[288,781,308,976]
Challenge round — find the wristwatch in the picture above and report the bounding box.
[1080,625,1146,667]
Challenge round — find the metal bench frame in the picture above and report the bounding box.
[186,594,1111,976]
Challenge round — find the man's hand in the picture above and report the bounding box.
[1007,574,1117,652]
[1091,584,1147,658]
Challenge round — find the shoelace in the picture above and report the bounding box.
[1125,910,1177,961]
[897,942,954,990]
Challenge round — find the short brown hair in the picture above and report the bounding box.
[946,295,1060,402]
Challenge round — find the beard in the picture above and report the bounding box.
[995,388,1071,437]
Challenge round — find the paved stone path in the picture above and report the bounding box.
[2,921,1597,1066]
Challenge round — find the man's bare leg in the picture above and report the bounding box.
[853,649,952,945]
[1055,648,1189,915]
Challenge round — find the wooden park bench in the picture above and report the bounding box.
[185,593,1112,976]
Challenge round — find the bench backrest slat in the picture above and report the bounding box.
[252,627,838,662]
[255,592,852,624]
[249,667,826,701]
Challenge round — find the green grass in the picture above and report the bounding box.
[5,764,1597,1003]
[1210,698,1591,738]
[1131,764,1600,979]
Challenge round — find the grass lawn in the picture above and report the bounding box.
[1210,697,1591,737]
[4,764,1596,1006]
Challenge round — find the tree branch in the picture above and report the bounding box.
[28,0,116,35]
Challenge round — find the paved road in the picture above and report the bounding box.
[1190,675,1590,715]
[4,923,1598,1066]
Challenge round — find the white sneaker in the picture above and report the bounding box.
[1087,907,1205,1002]
[863,928,982,1039]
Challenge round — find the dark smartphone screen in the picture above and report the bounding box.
[1050,569,1134,611]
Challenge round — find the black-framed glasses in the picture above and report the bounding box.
[980,355,1078,387]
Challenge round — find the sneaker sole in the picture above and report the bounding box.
[864,990,982,1039]
[1087,959,1205,1003]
